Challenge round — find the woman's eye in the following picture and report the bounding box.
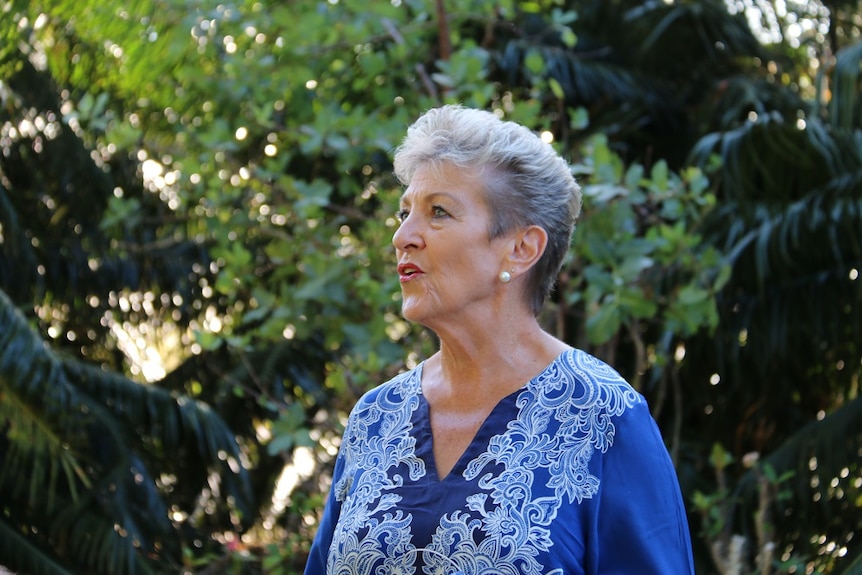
[431,206,449,218]
[397,206,448,221]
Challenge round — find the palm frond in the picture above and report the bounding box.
[757,396,862,507]
[732,397,862,562]
[0,289,87,510]
[837,549,862,575]
[0,288,251,573]
[0,182,40,304]
[700,75,809,130]
[703,153,862,354]
[829,40,862,130]
[52,489,158,575]
[0,519,71,575]
[65,359,253,513]
[625,0,764,61]
[68,358,235,462]
[712,169,862,281]
[691,114,836,203]
[0,290,152,573]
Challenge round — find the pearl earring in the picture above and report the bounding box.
[499,270,512,283]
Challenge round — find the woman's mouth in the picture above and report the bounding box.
[398,263,423,283]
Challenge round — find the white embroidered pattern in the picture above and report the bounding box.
[327,349,639,575]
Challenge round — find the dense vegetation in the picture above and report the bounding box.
[1,0,861,573]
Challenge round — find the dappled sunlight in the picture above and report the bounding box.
[110,319,173,381]
[727,0,830,48]
[140,152,182,209]
[796,457,861,571]
[3,0,860,573]
[266,446,316,525]
[100,290,194,382]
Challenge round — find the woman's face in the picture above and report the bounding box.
[392,163,510,328]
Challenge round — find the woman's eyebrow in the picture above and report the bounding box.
[399,190,457,205]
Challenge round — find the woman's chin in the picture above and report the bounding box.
[400,305,422,323]
[400,301,435,326]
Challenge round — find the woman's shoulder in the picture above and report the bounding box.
[352,362,423,411]
[537,347,644,414]
[557,347,628,380]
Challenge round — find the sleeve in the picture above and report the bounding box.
[303,383,390,574]
[302,433,349,575]
[589,400,695,575]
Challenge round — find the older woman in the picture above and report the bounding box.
[304,105,695,574]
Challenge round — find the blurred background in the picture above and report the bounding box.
[1,0,860,573]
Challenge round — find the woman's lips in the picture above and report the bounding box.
[397,263,423,283]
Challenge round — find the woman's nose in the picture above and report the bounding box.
[392,214,424,251]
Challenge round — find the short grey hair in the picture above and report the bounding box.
[393,104,582,315]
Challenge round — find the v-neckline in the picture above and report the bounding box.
[412,349,570,482]
[414,363,532,482]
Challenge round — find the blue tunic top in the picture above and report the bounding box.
[304,348,695,574]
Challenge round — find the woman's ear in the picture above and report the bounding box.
[506,225,548,274]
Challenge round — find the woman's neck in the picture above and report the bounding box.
[423,316,568,405]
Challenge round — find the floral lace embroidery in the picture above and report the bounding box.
[328,349,639,575]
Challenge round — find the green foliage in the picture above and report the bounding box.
[0,290,250,574]
[569,135,728,348]
[693,442,806,575]
[1,0,861,574]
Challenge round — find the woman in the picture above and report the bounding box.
[304,105,695,574]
